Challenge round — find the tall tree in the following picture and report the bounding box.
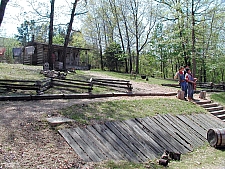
[62,0,78,70]
[128,0,157,73]
[62,0,87,70]
[109,0,128,73]
[48,0,55,70]
[0,0,9,26]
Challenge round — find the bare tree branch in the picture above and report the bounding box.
[0,0,9,26]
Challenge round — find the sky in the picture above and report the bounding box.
[0,0,83,38]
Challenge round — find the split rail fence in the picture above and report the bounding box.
[0,77,133,96]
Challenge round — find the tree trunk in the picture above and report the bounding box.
[135,17,139,74]
[0,0,9,26]
[109,0,128,73]
[121,7,132,73]
[96,22,103,70]
[48,0,55,70]
[63,0,78,70]
[191,0,197,77]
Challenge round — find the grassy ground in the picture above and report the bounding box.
[59,98,207,125]
[210,92,225,107]
[0,63,43,80]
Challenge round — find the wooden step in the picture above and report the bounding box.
[210,109,225,116]
[200,103,219,108]
[205,106,224,112]
[216,114,225,120]
[194,100,212,105]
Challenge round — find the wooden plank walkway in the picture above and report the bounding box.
[59,113,224,163]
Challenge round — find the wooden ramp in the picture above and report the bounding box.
[195,100,225,122]
[59,113,225,163]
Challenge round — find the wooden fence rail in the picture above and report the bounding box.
[162,82,225,91]
[0,77,132,96]
[0,78,51,94]
[90,78,133,92]
[52,78,93,93]
[197,82,225,90]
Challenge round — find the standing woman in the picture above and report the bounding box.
[177,66,187,100]
[185,68,197,101]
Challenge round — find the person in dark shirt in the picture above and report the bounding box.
[185,68,197,101]
[177,66,187,100]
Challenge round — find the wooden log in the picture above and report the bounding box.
[92,79,131,85]
[0,79,36,83]
[130,70,137,79]
[52,81,92,89]
[53,79,91,86]
[177,90,184,100]
[92,81,131,89]
[91,78,130,83]
[199,91,206,99]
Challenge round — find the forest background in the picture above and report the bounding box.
[0,0,225,83]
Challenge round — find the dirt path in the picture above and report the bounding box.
[0,72,194,168]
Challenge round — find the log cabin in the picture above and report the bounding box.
[23,41,90,70]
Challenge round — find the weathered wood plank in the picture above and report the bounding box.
[74,127,108,161]
[198,113,225,128]
[92,124,139,162]
[54,79,91,86]
[92,78,130,83]
[176,115,206,139]
[81,127,116,160]
[160,114,200,148]
[105,121,148,162]
[86,125,123,161]
[149,117,191,153]
[123,119,164,156]
[69,128,102,162]
[135,118,179,153]
[89,124,128,160]
[187,114,214,130]
[165,114,205,146]
[138,117,188,154]
[112,121,156,159]
[153,115,193,151]
[58,129,91,162]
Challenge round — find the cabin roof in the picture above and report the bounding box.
[27,41,90,51]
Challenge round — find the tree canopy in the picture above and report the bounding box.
[1,0,225,82]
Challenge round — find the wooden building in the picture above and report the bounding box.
[23,42,90,70]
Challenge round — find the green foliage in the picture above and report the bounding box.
[53,34,64,45]
[139,52,157,76]
[104,42,124,71]
[0,37,21,63]
[82,0,225,82]
[69,31,86,47]
[15,20,35,45]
